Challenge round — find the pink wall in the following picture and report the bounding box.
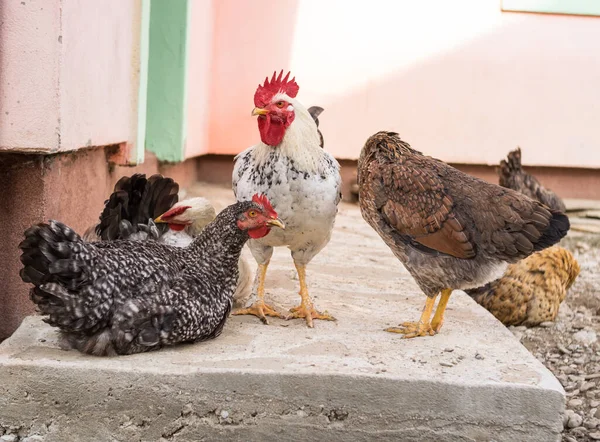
[0,0,142,157]
[201,0,600,168]
[185,0,216,159]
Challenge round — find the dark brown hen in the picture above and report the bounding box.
[498,147,566,212]
[358,132,570,338]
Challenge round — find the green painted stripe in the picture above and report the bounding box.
[502,0,600,16]
[134,0,151,165]
[145,0,190,163]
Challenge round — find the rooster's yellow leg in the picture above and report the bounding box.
[287,263,336,328]
[430,289,452,333]
[232,262,286,324]
[385,295,437,338]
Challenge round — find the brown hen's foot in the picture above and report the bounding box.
[430,289,452,333]
[288,303,336,328]
[387,295,438,339]
[232,302,287,325]
[385,321,434,338]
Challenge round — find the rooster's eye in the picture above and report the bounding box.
[248,210,257,218]
[275,101,285,108]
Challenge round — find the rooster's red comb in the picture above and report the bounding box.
[252,193,277,218]
[254,70,299,108]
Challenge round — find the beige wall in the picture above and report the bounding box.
[0,0,143,157]
[202,0,600,168]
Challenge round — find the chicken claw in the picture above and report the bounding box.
[289,263,336,327]
[288,303,336,328]
[385,295,438,339]
[385,321,434,338]
[232,301,287,325]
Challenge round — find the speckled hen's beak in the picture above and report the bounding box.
[252,107,269,116]
[267,218,285,229]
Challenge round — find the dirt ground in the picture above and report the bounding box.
[505,233,600,442]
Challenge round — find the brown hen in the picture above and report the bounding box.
[498,147,566,212]
[358,132,570,338]
[466,246,579,326]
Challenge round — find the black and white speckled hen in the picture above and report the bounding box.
[82,173,253,306]
[232,71,341,327]
[358,132,570,338]
[19,195,284,355]
[498,147,566,212]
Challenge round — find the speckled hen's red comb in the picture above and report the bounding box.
[254,70,299,108]
[252,193,277,218]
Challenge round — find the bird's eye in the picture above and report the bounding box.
[248,210,257,218]
[275,101,285,108]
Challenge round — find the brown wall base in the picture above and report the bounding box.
[198,154,600,201]
[0,147,198,339]
[2,150,599,339]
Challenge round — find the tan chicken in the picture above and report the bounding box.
[358,132,570,338]
[466,246,580,326]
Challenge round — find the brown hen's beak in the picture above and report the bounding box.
[252,107,269,116]
[267,218,285,229]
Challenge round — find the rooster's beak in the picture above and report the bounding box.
[154,215,165,223]
[266,218,285,229]
[252,107,269,116]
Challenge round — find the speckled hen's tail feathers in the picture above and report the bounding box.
[20,220,107,334]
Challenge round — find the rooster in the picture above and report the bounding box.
[498,147,566,212]
[19,195,284,355]
[232,71,342,327]
[83,174,253,307]
[358,132,570,338]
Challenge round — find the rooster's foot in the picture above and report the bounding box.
[385,321,435,338]
[232,302,286,325]
[287,303,336,328]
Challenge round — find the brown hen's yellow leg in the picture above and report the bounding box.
[287,263,336,328]
[386,295,437,338]
[430,289,452,333]
[232,262,286,324]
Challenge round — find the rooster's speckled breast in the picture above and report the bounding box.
[233,149,341,251]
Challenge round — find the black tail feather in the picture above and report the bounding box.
[533,210,570,251]
[95,174,179,241]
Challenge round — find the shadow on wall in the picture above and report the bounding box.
[317,16,598,169]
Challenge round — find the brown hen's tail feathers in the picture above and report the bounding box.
[534,210,570,252]
[499,148,522,177]
[94,174,179,241]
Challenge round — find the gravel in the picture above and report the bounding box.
[508,234,600,442]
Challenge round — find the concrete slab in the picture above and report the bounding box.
[0,183,565,442]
